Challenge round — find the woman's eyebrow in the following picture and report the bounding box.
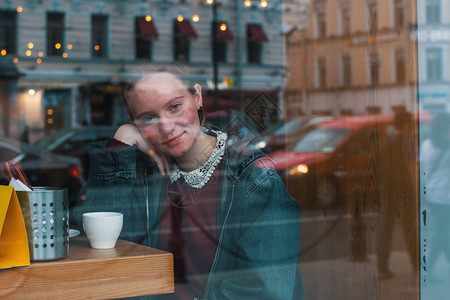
[135,95,185,119]
[135,110,156,120]
[166,95,184,106]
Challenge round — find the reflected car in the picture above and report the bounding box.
[0,137,83,207]
[268,115,394,209]
[254,116,333,153]
[31,126,118,179]
[205,109,262,141]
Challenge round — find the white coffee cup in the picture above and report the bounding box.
[82,212,123,249]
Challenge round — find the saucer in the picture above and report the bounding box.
[69,229,80,238]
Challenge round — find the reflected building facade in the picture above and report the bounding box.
[417,0,450,115]
[0,0,285,140]
[284,0,418,118]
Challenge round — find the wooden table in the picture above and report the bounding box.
[0,236,174,299]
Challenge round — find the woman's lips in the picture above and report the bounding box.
[163,133,184,146]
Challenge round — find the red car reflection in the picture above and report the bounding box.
[268,114,394,209]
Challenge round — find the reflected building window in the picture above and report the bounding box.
[394,0,406,30]
[341,54,352,87]
[340,4,351,36]
[426,0,441,24]
[46,12,65,56]
[426,48,442,81]
[316,56,327,89]
[247,24,268,64]
[135,17,158,60]
[0,10,17,55]
[173,19,197,62]
[367,1,378,35]
[395,48,406,84]
[213,21,234,63]
[314,1,326,39]
[369,50,379,86]
[91,15,108,58]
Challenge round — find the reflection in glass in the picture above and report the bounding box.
[290,127,350,153]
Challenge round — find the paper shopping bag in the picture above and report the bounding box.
[0,185,30,268]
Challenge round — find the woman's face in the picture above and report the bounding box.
[128,73,202,158]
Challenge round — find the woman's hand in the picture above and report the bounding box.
[113,124,171,175]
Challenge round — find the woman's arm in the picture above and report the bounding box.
[70,140,150,244]
[114,123,171,175]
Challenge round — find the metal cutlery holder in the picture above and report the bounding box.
[17,187,69,261]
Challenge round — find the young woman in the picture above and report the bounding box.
[72,71,304,300]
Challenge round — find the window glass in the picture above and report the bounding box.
[0,10,17,55]
[247,24,266,64]
[316,10,326,38]
[368,2,378,34]
[46,12,64,56]
[2,0,447,299]
[316,56,327,88]
[174,19,191,62]
[395,48,407,83]
[394,0,405,30]
[342,54,352,87]
[426,48,442,81]
[341,6,351,36]
[135,17,154,60]
[247,40,262,63]
[426,0,440,24]
[91,14,108,58]
[369,50,379,85]
[213,21,229,63]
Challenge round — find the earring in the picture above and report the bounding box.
[198,106,206,127]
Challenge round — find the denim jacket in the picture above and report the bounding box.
[71,136,304,300]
